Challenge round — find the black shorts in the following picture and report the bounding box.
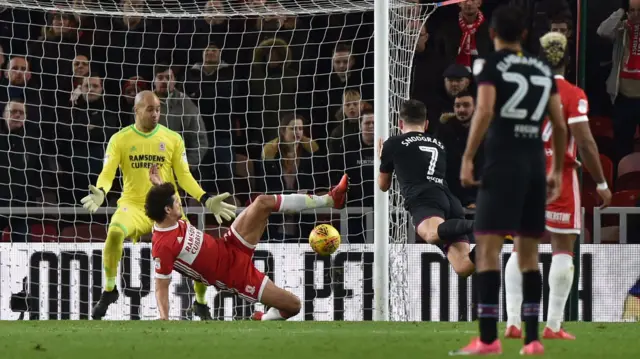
[409,186,465,229]
[474,162,546,237]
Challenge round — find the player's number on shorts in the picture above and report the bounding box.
[500,72,552,122]
[418,146,438,176]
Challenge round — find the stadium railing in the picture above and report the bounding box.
[592,207,640,244]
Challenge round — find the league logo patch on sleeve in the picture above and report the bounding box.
[181,151,188,164]
[578,99,588,114]
[472,59,485,76]
[154,257,161,270]
[103,154,110,165]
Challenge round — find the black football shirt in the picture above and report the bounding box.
[473,49,557,167]
[379,131,447,209]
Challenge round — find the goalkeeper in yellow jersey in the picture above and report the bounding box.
[81,91,236,320]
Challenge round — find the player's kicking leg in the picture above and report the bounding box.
[416,217,475,277]
[231,175,348,320]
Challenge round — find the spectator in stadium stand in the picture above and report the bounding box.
[57,75,120,203]
[0,6,43,57]
[105,0,170,89]
[312,42,364,143]
[550,16,576,83]
[68,54,90,105]
[0,100,43,242]
[508,0,572,55]
[328,89,371,154]
[175,0,241,68]
[29,11,90,109]
[247,38,297,154]
[153,64,208,173]
[598,1,640,162]
[434,0,491,71]
[410,21,444,127]
[119,76,148,127]
[184,44,236,195]
[0,57,38,109]
[439,91,481,209]
[428,63,472,135]
[257,113,327,242]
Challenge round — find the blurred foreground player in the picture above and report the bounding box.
[82,91,237,320]
[146,165,349,320]
[453,6,567,355]
[378,99,476,277]
[504,32,612,341]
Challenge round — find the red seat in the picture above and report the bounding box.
[582,227,592,244]
[1,227,9,242]
[60,224,107,243]
[30,223,58,242]
[616,171,640,192]
[589,116,614,138]
[582,190,600,215]
[602,190,640,226]
[584,154,613,188]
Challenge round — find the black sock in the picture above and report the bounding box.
[522,271,542,344]
[469,245,476,264]
[437,219,474,241]
[477,270,500,344]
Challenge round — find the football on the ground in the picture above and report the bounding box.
[309,224,341,256]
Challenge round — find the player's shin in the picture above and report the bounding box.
[522,270,542,344]
[437,219,474,242]
[273,194,332,213]
[547,253,574,332]
[103,226,126,291]
[505,252,523,330]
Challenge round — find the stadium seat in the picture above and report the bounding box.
[584,154,613,188]
[582,228,592,244]
[1,227,8,242]
[60,224,108,243]
[30,223,58,242]
[600,226,620,244]
[611,190,640,207]
[618,153,640,178]
[615,171,640,192]
[589,116,614,138]
[594,136,616,161]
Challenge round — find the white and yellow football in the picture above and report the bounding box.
[309,224,341,256]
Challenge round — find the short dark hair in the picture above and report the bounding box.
[400,99,427,125]
[153,63,173,77]
[455,90,475,101]
[145,183,176,223]
[334,42,352,54]
[490,6,526,43]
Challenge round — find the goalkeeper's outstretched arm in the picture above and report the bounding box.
[81,135,120,212]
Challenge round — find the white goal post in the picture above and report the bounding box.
[0,0,439,321]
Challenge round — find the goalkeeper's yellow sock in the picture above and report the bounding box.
[103,226,126,292]
[194,281,208,304]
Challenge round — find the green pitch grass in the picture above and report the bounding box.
[0,321,636,358]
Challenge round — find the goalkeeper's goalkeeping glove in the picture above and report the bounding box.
[200,193,237,224]
[81,185,105,213]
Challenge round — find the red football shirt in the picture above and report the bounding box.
[151,220,221,285]
[542,75,589,172]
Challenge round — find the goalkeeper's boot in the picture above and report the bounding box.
[91,287,120,320]
[328,174,349,209]
[192,301,214,320]
[449,337,502,356]
[542,327,576,340]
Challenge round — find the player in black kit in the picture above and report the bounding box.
[378,99,476,277]
[451,6,567,356]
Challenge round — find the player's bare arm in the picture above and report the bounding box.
[546,94,568,203]
[461,84,495,188]
[377,138,392,192]
[570,122,612,208]
[155,277,170,320]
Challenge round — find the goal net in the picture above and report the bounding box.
[0,0,434,320]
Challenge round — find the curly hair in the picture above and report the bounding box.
[144,183,176,223]
[539,31,568,69]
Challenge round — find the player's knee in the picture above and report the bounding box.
[106,225,126,244]
[417,226,439,244]
[517,251,539,271]
[254,195,275,212]
[282,293,301,317]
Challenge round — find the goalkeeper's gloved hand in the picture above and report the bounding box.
[200,193,237,224]
[80,185,105,213]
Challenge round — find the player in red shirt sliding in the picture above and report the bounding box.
[504,32,612,340]
[146,165,349,320]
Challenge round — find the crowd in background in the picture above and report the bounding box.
[1,0,639,244]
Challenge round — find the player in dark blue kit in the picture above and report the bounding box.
[378,99,476,277]
[452,6,568,356]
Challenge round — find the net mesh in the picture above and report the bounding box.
[0,0,433,320]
